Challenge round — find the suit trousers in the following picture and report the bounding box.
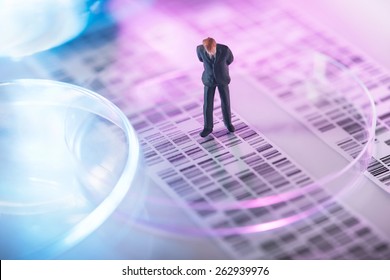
[203,84,232,129]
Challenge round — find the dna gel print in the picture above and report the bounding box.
[23,0,390,259]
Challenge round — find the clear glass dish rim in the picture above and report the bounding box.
[0,78,140,258]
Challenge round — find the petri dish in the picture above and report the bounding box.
[0,79,140,259]
[120,51,376,237]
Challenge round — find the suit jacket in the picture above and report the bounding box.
[196,43,234,86]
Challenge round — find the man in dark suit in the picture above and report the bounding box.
[197,37,235,137]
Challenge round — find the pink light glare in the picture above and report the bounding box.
[113,205,318,237]
[214,208,317,236]
[287,0,390,70]
[103,0,375,214]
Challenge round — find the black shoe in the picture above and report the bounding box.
[226,124,235,133]
[199,128,213,137]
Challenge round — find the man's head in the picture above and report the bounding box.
[203,37,217,57]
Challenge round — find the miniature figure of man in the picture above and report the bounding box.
[197,37,235,137]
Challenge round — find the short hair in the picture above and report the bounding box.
[203,37,217,56]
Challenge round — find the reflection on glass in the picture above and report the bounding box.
[0,79,139,259]
[0,0,104,57]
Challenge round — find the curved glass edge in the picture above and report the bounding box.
[0,0,106,57]
[0,79,140,258]
[128,52,377,213]
[103,52,378,237]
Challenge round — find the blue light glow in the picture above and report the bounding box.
[0,0,100,57]
[0,79,140,259]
